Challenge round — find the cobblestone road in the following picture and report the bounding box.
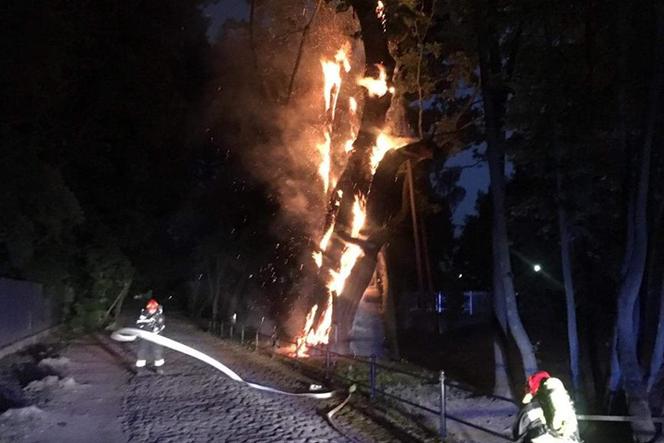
[119,318,399,442]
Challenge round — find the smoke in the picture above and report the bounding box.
[208,2,361,239]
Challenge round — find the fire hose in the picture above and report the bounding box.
[111,327,335,399]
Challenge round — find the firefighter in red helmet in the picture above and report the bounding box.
[135,298,165,374]
[513,371,582,442]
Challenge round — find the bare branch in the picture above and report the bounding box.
[416,0,437,138]
[285,0,324,105]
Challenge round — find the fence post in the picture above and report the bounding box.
[439,370,447,439]
[230,324,234,339]
[270,326,277,358]
[255,328,260,352]
[325,342,331,376]
[240,325,245,344]
[370,354,377,401]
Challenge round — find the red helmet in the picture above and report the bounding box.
[146,298,159,313]
[527,370,551,396]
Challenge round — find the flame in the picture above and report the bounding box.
[344,139,354,153]
[316,132,331,192]
[317,48,353,194]
[344,97,358,152]
[357,64,395,97]
[296,292,334,357]
[296,303,319,356]
[299,46,400,357]
[321,60,342,117]
[349,97,357,114]
[299,195,368,355]
[328,196,366,295]
[312,223,335,268]
[335,48,351,73]
[320,223,334,250]
[369,132,399,174]
[376,1,387,31]
[350,195,366,237]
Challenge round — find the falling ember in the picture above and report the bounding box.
[357,64,395,97]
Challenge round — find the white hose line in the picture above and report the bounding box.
[327,384,355,420]
[111,327,335,399]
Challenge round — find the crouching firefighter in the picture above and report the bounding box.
[135,298,166,374]
[513,371,582,443]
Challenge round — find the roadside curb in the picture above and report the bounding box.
[0,325,62,360]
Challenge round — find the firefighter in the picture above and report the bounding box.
[513,371,582,443]
[135,298,166,374]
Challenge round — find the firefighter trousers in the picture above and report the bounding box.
[136,338,164,367]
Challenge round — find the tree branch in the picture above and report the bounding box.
[285,0,324,105]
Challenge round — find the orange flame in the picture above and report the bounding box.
[349,97,358,114]
[312,223,334,268]
[335,48,351,73]
[328,196,366,295]
[296,292,334,357]
[321,60,342,118]
[357,64,395,97]
[376,1,387,31]
[370,132,414,174]
[316,132,331,192]
[344,97,358,152]
[298,47,403,358]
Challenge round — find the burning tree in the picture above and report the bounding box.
[211,0,454,357]
[294,0,434,355]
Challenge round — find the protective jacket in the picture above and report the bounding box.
[136,306,165,334]
[514,377,582,443]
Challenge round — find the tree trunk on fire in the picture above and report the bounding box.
[312,0,395,353]
[476,3,538,380]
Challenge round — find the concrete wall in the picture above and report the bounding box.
[0,277,59,349]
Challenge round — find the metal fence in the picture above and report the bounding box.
[0,277,60,349]
[207,320,519,441]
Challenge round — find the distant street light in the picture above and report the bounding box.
[533,264,542,273]
[457,273,463,279]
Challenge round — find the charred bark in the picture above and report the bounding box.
[332,145,432,353]
[308,0,396,350]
